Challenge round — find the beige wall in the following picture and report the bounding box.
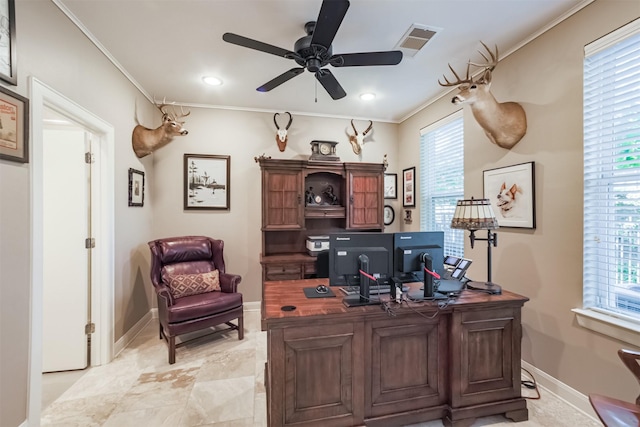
[1,2,157,425]
[151,108,400,302]
[399,0,640,404]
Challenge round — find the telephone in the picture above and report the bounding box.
[442,255,473,281]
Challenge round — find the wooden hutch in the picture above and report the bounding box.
[258,157,385,283]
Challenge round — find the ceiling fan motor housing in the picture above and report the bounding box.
[294,23,333,72]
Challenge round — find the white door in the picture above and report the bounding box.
[42,126,92,372]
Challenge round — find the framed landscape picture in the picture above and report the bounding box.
[483,161,535,229]
[184,154,230,210]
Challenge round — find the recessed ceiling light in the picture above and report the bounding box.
[360,92,376,101]
[203,76,223,86]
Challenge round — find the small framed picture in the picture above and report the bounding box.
[483,161,536,229]
[0,0,16,85]
[128,168,145,207]
[0,85,28,163]
[184,154,230,210]
[384,205,395,225]
[384,173,397,199]
[402,167,416,208]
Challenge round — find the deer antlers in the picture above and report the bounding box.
[347,119,373,155]
[154,96,190,123]
[438,41,498,87]
[273,112,292,152]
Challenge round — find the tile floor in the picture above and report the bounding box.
[41,309,601,427]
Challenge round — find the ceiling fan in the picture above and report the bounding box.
[222,0,403,100]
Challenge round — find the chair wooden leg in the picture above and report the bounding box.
[168,336,176,364]
[159,323,163,340]
[238,313,244,340]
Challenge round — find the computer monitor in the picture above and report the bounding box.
[329,232,394,307]
[393,231,445,282]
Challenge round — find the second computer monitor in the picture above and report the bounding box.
[393,231,445,281]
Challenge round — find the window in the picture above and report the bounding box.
[580,19,640,337]
[419,111,464,257]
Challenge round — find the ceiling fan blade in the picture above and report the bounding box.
[223,32,294,58]
[310,0,350,48]
[332,51,403,67]
[257,68,305,92]
[316,69,346,100]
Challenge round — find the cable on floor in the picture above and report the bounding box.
[521,367,541,400]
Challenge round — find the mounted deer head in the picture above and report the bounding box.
[346,119,373,155]
[132,98,190,158]
[439,42,527,149]
[273,112,292,152]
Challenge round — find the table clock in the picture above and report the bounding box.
[310,140,339,161]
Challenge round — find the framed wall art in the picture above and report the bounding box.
[0,0,16,85]
[0,85,28,163]
[402,166,416,208]
[383,205,395,225]
[184,154,230,210]
[483,161,536,229]
[384,173,397,199]
[128,168,145,207]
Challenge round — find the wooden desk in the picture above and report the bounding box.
[263,279,529,427]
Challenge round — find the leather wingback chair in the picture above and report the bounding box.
[589,349,640,427]
[148,236,243,364]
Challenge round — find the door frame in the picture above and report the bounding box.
[28,77,115,425]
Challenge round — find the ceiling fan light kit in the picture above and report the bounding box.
[222,0,403,100]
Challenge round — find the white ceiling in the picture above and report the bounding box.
[54,0,591,123]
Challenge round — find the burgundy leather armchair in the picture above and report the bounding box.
[148,236,243,364]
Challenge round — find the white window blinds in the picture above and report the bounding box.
[419,112,465,257]
[583,19,640,320]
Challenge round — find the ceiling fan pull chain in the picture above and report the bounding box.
[315,79,318,103]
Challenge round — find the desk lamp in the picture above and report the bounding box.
[450,198,501,294]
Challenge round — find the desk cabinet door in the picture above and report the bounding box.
[365,314,448,418]
[450,307,523,408]
[268,322,365,427]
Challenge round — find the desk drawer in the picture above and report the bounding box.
[265,264,302,281]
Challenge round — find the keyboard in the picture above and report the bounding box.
[340,284,410,296]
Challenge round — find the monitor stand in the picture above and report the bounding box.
[343,254,381,307]
[342,294,381,307]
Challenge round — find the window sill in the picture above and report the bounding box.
[572,308,640,346]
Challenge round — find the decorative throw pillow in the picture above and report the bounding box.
[166,270,221,299]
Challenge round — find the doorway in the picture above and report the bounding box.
[28,77,115,426]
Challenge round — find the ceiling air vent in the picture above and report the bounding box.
[395,24,441,58]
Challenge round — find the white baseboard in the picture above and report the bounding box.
[113,308,157,357]
[521,360,599,422]
[244,301,260,311]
